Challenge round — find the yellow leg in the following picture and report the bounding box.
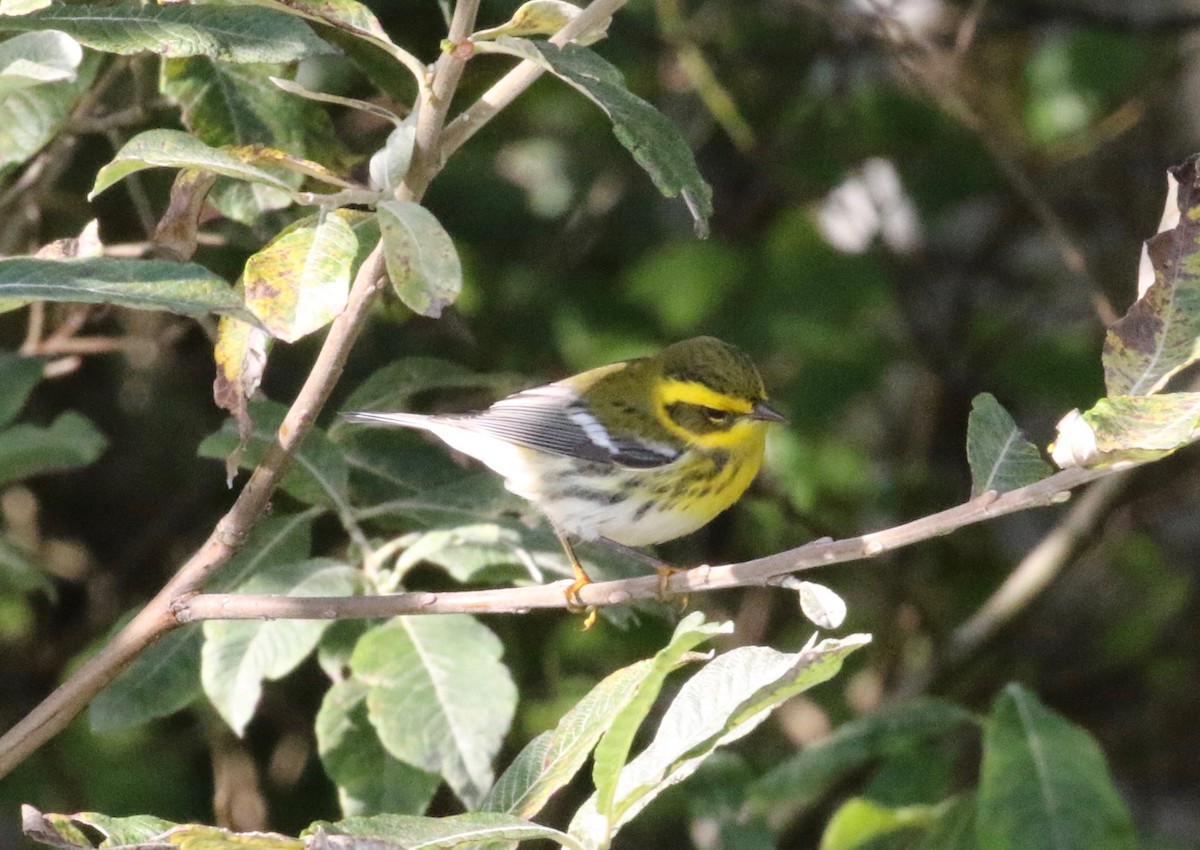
[655,564,689,610]
[598,536,688,609]
[551,521,597,629]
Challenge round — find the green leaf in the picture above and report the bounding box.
[91,128,295,200]
[248,0,398,54]
[208,510,316,592]
[0,412,106,487]
[199,399,350,508]
[747,698,976,830]
[915,796,976,850]
[820,798,940,850]
[24,808,178,848]
[0,256,247,319]
[309,812,580,850]
[965,393,1050,496]
[351,615,517,808]
[0,353,43,427]
[0,49,96,177]
[244,211,356,342]
[482,38,713,236]
[88,627,203,733]
[571,635,871,848]
[0,30,81,95]
[0,4,337,63]
[160,59,348,223]
[395,523,539,583]
[0,535,52,598]
[376,201,463,318]
[977,684,1135,850]
[89,512,314,732]
[338,357,519,417]
[201,558,358,735]
[1104,156,1200,396]
[317,679,441,817]
[483,615,727,821]
[591,613,731,819]
[1050,392,1200,469]
[472,0,610,45]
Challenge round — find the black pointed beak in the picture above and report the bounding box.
[750,400,788,424]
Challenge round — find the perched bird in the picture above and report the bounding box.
[342,336,786,605]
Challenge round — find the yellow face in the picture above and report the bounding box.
[653,378,773,452]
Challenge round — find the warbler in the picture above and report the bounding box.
[342,336,786,602]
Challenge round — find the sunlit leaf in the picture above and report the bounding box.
[916,795,976,850]
[0,51,96,176]
[591,613,731,821]
[471,0,609,46]
[243,211,355,342]
[376,200,463,318]
[0,412,106,487]
[0,5,337,63]
[309,812,576,849]
[819,797,940,850]
[351,615,517,808]
[1050,393,1200,469]
[91,129,295,200]
[316,679,441,817]
[977,684,1135,850]
[571,635,871,848]
[0,30,81,95]
[1103,155,1200,396]
[202,558,358,735]
[966,393,1051,496]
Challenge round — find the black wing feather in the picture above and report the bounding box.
[448,384,680,469]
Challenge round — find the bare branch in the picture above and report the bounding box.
[174,465,1117,623]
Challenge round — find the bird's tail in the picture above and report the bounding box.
[340,410,436,431]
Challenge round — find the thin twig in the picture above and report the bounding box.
[891,470,1128,698]
[174,466,1117,622]
[439,0,631,160]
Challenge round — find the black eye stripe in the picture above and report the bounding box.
[665,402,740,433]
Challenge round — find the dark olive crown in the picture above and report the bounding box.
[656,336,766,401]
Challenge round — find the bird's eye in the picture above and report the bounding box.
[702,406,733,423]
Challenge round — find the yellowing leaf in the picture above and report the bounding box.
[1051,392,1200,469]
[471,0,609,46]
[212,315,270,483]
[1103,155,1200,396]
[376,201,462,318]
[244,212,357,342]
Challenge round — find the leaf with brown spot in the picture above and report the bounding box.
[243,212,357,342]
[1103,156,1200,396]
[376,200,462,318]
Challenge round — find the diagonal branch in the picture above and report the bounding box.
[173,465,1119,623]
